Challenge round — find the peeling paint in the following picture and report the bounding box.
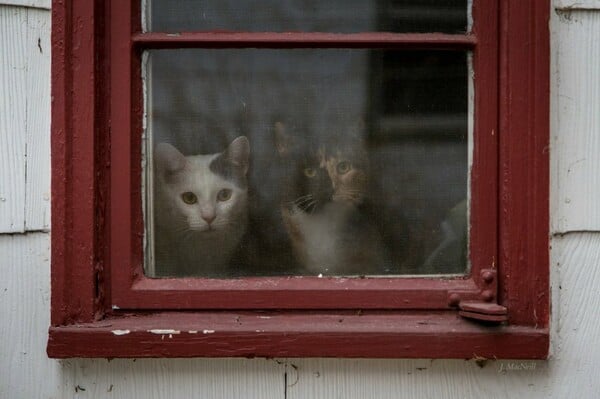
[111,329,130,336]
[188,330,198,334]
[202,329,215,334]
[147,329,181,335]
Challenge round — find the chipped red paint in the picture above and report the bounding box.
[109,0,497,312]
[51,0,99,325]
[498,0,550,328]
[47,311,548,359]
[49,0,550,358]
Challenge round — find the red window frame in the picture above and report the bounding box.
[47,0,550,358]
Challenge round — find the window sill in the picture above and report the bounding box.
[47,311,549,359]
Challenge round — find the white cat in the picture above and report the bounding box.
[152,136,250,277]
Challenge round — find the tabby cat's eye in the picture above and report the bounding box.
[181,192,197,204]
[336,161,351,175]
[217,188,232,201]
[304,168,317,178]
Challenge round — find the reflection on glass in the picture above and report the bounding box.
[146,0,468,33]
[144,49,469,278]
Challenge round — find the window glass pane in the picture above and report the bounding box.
[145,0,468,33]
[143,49,469,278]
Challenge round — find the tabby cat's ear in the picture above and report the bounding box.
[155,143,186,175]
[225,136,250,175]
[274,122,293,156]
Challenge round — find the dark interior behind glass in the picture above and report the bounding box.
[144,1,469,278]
[148,0,468,33]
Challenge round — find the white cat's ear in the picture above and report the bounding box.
[155,143,186,175]
[226,136,250,175]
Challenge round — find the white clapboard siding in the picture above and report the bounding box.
[63,359,284,399]
[552,10,600,233]
[24,8,50,230]
[0,6,49,233]
[0,233,65,399]
[555,0,600,9]
[0,6,27,233]
[547,233,600,398]
[287,358,554,398]
[0,0,50,10]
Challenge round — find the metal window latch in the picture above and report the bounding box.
[449,268,508,323]
[458,300,508,323]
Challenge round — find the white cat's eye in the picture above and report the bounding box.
[336,161,351,175]
[181,192,197,204]
[304,167,317,178]
[217,189,232,201]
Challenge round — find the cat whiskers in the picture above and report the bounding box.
[301,199,318,213]
[290,194,313,206]
[290,195,316,211]
[172,224,194,235]
[307,200,319,214]
[174,220,210,236]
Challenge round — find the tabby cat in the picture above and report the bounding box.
[152,136,250,277]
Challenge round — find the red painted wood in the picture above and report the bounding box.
[47,311,548,359]
[110,0,498,311]
[119,277,481,310]
[459,301,507,315]
[94,0,112,319]
[498,0,550,327]
[50,0,68,326]
[132,32,477,49]
[49,0,550,358]
[110,0,137,309]
[469,0,499,302]
[50,0,99,324]
[458,311,508,323]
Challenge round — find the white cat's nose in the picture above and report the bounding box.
[201,210,216,225]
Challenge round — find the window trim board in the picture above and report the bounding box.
[47,311,549,358]
[109,0,499,311]
[48,0,550,358]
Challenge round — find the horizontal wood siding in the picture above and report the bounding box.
[24,8,50,230]
[0,0,50,9]
[0,5,50,233]
[65,358,284,399]
[555,0,600,10]
[552,10,600,233]
[0,233,62,398]
[0,6,27,233]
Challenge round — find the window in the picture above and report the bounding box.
[48,0,550,359]
[145,48,469,279]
